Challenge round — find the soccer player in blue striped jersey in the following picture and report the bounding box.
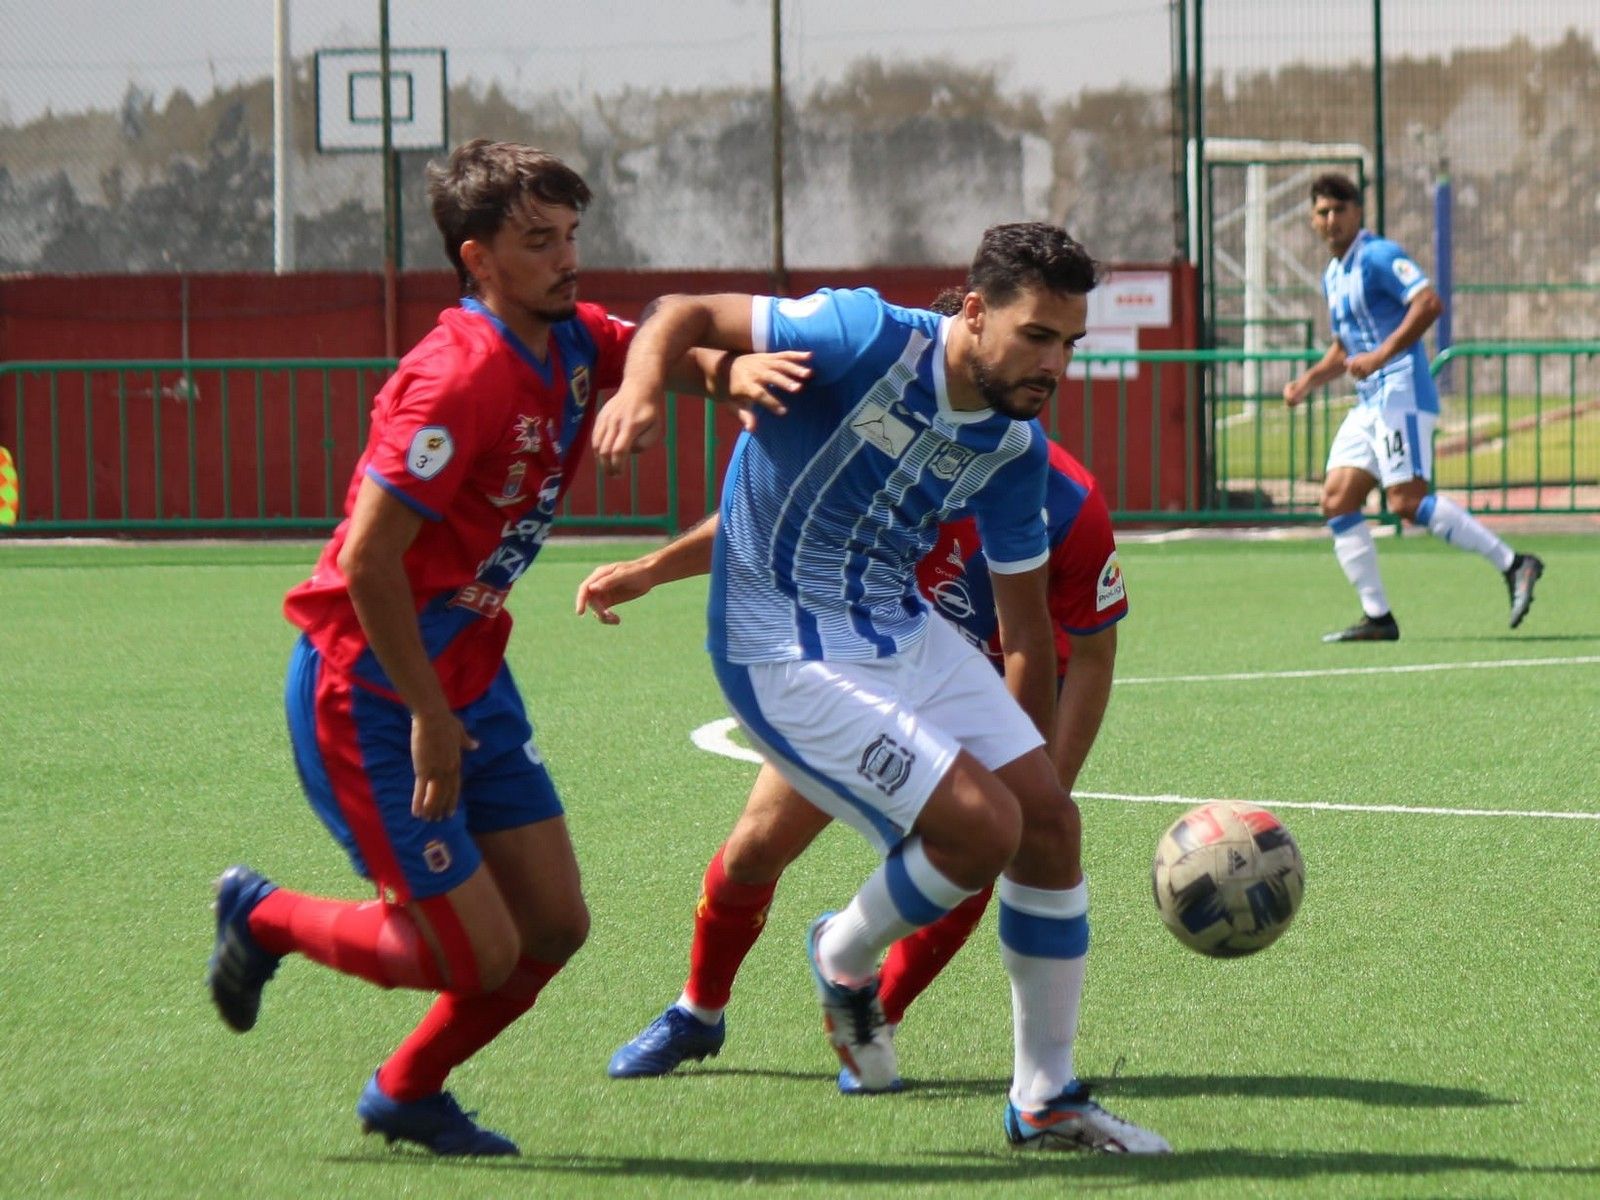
[593,224,1168,1153]
[1283,172,1543,642]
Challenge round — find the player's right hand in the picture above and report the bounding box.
[726,350,810,430]
[410,710,479,821]
[1282,378,1306,407]
[592,382,663,475]
[575,561,654,624]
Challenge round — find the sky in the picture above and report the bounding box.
[0,0,1593,127]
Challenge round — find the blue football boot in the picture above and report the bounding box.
[356,1072,519,1157]
[207,865,282,1033]
[608,1006,727,1078]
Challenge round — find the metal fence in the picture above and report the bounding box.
[0,359,684,533]
[4,345,1593,534]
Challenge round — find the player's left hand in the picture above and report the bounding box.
[575,560,655,624]
[592,382,663,474]
[1345,351,1383,381]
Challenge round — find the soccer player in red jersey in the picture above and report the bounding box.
[205,139,787,1156]
[579,432,1127,1096]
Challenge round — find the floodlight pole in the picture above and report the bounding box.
[273,0,295,272]
[769,0,787,294]
[379,0,399,358]
[1372,0,1386,235]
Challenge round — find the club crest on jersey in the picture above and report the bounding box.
[850,400,916,459]
[570,365,591,409]
[858,734,915,796]
[406,426,453,480]
[1096,550,1126,611]
[490,460,529,508]
[928,442,974,482]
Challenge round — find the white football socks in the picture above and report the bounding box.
[816,836,975,987]
[1330,517,1391,617]
[999,877,1089,1110]
[1419,493,1515,572]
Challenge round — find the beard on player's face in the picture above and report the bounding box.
[970,356,1056,420]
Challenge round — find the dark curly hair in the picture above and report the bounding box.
[426,139,592,294]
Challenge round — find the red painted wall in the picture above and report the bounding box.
[0,264,1197,530]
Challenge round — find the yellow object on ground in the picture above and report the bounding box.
[0,446,18,526]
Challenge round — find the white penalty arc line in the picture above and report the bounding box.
[688,718,1600,823]
[1115,654,1600,686]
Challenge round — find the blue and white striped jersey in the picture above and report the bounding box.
[709,287,1050,665]
[1323,229,1439,414]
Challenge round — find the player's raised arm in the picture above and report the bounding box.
[593,293,759,474]
[575,513,720,624]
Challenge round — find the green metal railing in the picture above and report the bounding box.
[0,359,681,534]
[3,346,1594,533]
[1428,342,1600,515]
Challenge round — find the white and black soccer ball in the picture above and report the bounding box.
[1151,801,1305,957]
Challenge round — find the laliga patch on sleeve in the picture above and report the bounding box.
[776,294,827,319]
[1392,257,1421,286]
[1096,550,1126,611]
[407,426,454,480]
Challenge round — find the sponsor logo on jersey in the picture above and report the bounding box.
[858,734,916,796]
[929,577,976,620]
[850,400,917,459]
[423,840,453,873]
[927,441,974,481]
[513,413,544,455]
[1096,551,1126,611]
[406,426,453,480]
[449,580,510,618]
[1393,257,1421,286]
[570,365,591,409]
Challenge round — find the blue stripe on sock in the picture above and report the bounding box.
[1328,512,1365,535]
[999,903,1089,959]
[883,843,949,927]
[1415,493,1436,525]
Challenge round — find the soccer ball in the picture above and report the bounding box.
[1151,801,1305,957]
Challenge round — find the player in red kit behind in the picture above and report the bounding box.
[580,435,1128,1098]
[205,139,788,1156]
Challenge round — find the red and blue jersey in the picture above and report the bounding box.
[284,298,633,707]
[915,440,1125,675]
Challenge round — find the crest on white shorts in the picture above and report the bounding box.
[859,734,916,796]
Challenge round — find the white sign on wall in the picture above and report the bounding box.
[1088,271,1172,329]
[1067,328,1140,380]
[315,48,447,153]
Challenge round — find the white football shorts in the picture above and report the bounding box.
[1326,402,1436,488]
[711,613,1044,856]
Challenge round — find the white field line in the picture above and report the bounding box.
[688,650,1600,821]
[1115,654,1600,686]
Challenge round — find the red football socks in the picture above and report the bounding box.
[879,884,993,1024]
[684,845,777,1011]
[376,956,562,1102]
[248,889,449,991]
